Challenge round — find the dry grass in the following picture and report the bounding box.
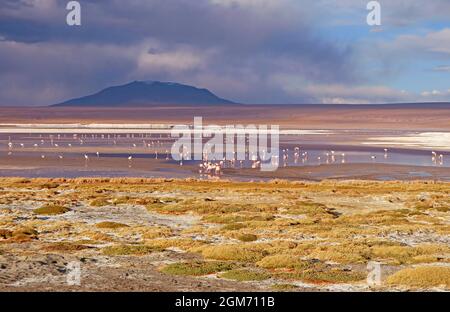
[257,254,310,269]
[197,244,268,262]
[237,234,258,242]
[0,227,38,242]
[220,269,270,281]
[222,223,247,231]
[275,268,366,284]
[115,225,172,239]
[33,204,70,215]
[102,244,163,256]
[89,198,110,207]
[0,229,12,239]
[0,177,449,290]
[161,261,236,276]
[387,266,450,289]
[43,242,91,252]
[145,238,209,250]
[203,213,275,224]
[95,221,129,229]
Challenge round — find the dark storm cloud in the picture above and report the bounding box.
[0,0,359,105]
[0,0,32,10]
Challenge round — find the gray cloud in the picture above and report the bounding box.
[313,0,450,27]
[0,0,363,105]
[432,65,450,72]
[0,0,448,105]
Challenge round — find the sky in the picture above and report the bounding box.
[0,0,449,105]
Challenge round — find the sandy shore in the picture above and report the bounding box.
[223,163,450,182]
[0,153,449,181]
[1,105,449,130]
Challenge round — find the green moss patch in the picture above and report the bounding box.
[161,261,236,276]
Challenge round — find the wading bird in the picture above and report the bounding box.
[432,151,437,163]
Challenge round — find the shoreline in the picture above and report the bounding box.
[0,162,448,182]
[1,106,449,131]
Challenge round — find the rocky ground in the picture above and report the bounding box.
[0,178,449,292]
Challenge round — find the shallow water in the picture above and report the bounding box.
[0,131,449,180]
[166,144,449,169]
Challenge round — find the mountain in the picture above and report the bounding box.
[52,81,236,107]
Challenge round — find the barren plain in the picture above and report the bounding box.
[0,178,448,291]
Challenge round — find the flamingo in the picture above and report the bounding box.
[432,151,437,163]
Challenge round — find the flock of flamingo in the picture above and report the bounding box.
[2,133,446,176]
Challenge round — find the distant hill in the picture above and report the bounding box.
[52,81,236,107]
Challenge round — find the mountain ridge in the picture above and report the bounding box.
[52,81,236,107]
